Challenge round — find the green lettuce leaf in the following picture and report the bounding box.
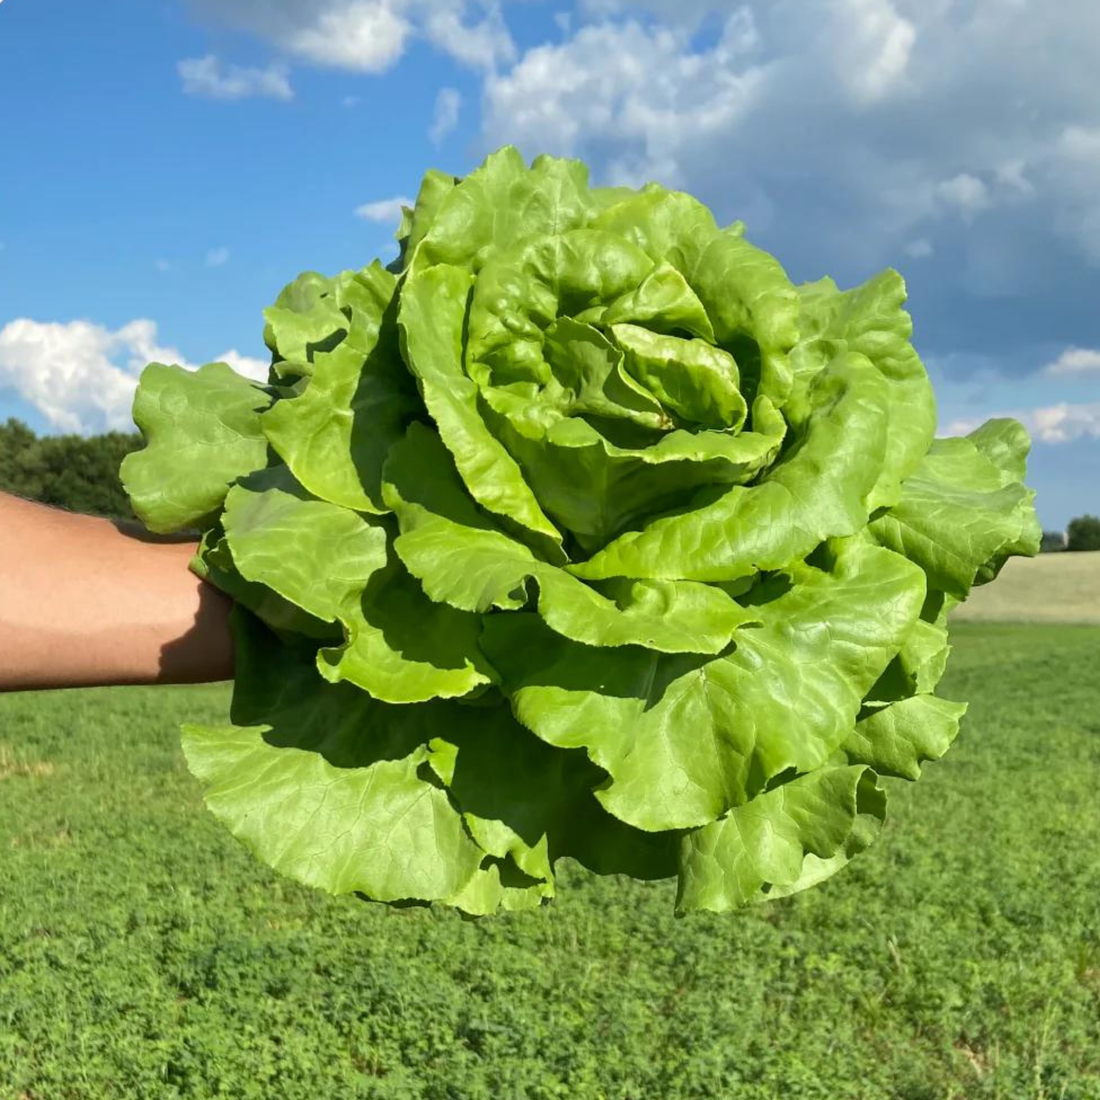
[869,421,1041,598]
[571,350,889,580]
[482,539,924,831]
[383,423,760,654]
[121,361,271,533]
[675,767,886,914]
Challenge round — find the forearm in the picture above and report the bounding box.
[0,492,233,691]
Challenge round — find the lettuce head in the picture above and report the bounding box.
[121,147,1040,915]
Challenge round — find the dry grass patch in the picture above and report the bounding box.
[0,743,55,780]
[952,550,1100,624]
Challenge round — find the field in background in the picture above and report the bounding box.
[1,624,1098,1100]
[953,550,1100,624]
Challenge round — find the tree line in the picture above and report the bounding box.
[1,415,1099,550]
[0,418,141,522]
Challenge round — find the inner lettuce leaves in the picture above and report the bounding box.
[120,146,1040,916]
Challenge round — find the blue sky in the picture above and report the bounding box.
[1,0,1098,529]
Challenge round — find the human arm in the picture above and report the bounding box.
[0,491,234,691]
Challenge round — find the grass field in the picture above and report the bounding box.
[952,552,1100,624]
[1,623,1098,1100]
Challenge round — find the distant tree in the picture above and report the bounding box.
[1066,514,1100,552]
[0,418,142,520]
[1040,530,1067,553]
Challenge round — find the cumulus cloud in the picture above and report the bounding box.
[479,0,1100,349]
[423,6,514,70]
[0,318,267,435]
[178,55,293,101]
[355,196,413,223]
[430,87,462,145]
[286,2,409,72]
[945,402,1100,445]
[935,173,991,221]
[1027,402,1100,443]
[187,0,515,74]
[484,16,762,189]
[1043,346,1100,377]
[828,0,916,107]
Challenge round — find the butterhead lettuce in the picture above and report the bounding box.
[121,147,1040,915]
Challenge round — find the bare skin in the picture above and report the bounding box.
[0,492,233,692]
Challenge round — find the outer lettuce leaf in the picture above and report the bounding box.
[221,466,389,620]
[482,539,925,831]
[263,270,347,376]
[190,528,338,641]
[397,168,457,266]
[183,608,645,915]
[408,147,593,276]
[220,466,492,704]
[121,361,271,534]
[868,585,958,702]
[869,421,1041,599]
[675,767,886,914]
[791,269,935,511]
[260,263,419,513]
[316,558,494,704]
[182,610,496,907]
[842,695,967,781]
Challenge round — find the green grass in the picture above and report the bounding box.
[952,552,1100,624]
[1,623,1098,1100]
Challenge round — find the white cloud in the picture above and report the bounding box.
[155,259,171,273]
[287,2,409,73]
[996,158,1034,197]
[1028,403,1100,444]
[423,6,514,71]
[187,0,515,74]
[429,87,462,144]
[205,247,230,267]
[904,238,933,258]
[577,0,726,25]
[355,196,413,223]
[484,17,762,189]
[944,402,1100,445]
[178,55,293,101]
[0,318,268,435]
[1043,346,1100,378]
[935,173,991,221]
[829,0,916,106]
